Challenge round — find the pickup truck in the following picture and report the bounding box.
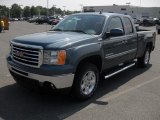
[7,13,156,100]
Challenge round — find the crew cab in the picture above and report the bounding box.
[7,13,156,100]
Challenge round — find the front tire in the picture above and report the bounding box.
[137,47,151,68]
[72,63,99,100]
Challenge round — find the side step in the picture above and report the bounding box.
[104,63,135,79]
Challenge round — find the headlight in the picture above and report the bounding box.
[43,50,66,65]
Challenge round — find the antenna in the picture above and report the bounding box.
[99,9,103,14]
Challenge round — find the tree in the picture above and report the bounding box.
[40,8,47,16]
[10,4,21,18]
[0,4,75,18]
[49,6,58,16]
[36,6,42,16]
[66,10,72,15]
[30,6,38,17]
[23,6,30,17]
[0,5,9,17]
[36,6,47,16]
[73,10,81,14]
[55,8,63,15]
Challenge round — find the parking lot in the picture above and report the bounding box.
[0,21,160,120]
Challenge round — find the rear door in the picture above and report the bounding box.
[123,17,137,60]
[102,16,128,69]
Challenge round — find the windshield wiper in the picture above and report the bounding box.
[50,29,87,34]
[65,30,87,34]
[50,28,63,31]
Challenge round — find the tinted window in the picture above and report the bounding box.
[108,17,124,33]
[124,17,134,34]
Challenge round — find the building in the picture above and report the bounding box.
[83,5,160,19]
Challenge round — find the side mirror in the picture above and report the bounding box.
[110,28,124,37]
[103,28,124,39]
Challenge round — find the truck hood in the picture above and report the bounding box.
[12,31,96,49]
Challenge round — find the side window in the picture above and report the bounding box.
[108,17,124,33]
[124,17,134,34]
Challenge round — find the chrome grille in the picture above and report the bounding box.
[11,42,43,68]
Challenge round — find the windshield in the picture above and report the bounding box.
[50,14,106,35]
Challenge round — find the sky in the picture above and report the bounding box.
[0,0,160,11]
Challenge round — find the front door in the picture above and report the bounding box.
[102,16,128,70]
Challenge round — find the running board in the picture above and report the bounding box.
[104,63,135,79]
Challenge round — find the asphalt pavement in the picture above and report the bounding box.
[0,22,160,120]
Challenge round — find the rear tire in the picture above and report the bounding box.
[72,63,99,100]
[137,47,151,68]
[158,30,160,34]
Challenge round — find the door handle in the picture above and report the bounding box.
[122,40,127,44]
[114,40,127,46]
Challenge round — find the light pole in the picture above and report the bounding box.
[63,6,66,16]
[9,7,11,19]
[47,0,49,17]
[19,5,23,20]
[139,0,142,18]
[38,9,41,17]
[80,4,83,12]
[0,9,2,17]
[126,2,131,16]
[53,5,56,16]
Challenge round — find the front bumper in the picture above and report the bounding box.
[7,56,75,89]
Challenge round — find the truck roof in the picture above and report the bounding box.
[72,12,131,18]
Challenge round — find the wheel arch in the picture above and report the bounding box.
[74,55,103,74]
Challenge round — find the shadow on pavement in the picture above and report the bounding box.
[0,64,152,120]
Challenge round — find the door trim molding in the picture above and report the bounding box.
[105,48,137,59]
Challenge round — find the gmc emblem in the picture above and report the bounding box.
[15,51,24,57]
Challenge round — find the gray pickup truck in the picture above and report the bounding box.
[7,13,156,100]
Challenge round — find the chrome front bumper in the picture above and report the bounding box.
[8,63,74,89]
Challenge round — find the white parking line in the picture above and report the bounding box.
[85,76,160,110]
[58,76,160,119]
